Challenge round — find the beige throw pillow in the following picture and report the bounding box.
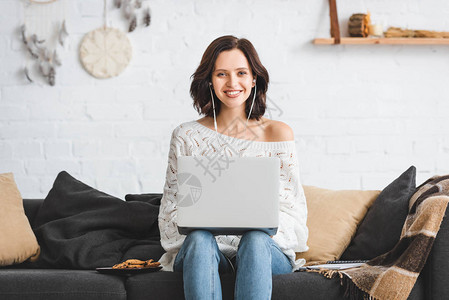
[297,185,380,263]
[0,173,40,266]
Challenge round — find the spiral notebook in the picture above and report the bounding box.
[305,260,368,270]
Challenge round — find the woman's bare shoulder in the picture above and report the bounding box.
[262,118,294,142]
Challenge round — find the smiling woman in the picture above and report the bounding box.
[158,35,309,300]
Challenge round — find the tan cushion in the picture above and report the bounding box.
[297,185,380,263]
[0,173,40,266]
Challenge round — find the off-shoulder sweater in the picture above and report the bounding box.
[158,120,308,271]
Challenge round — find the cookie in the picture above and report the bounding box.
[112,258,160,269]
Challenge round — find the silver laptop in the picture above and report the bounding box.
[176,156,280,236]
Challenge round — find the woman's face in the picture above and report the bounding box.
[211,49,255,112]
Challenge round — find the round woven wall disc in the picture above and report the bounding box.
[79,27,132,79]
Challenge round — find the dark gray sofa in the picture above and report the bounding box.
[0,197,447,300]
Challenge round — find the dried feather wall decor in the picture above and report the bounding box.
[113,0,152,33]
[20,0,68,86]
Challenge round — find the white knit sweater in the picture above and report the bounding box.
[158,120,308,271]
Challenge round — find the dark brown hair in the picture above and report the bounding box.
[190,35,269,120]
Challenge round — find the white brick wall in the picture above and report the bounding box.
[1,0,449,198]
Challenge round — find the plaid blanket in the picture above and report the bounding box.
[320,175,449,300]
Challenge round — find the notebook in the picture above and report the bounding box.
[176,156,280,236]
[305,260,368,270]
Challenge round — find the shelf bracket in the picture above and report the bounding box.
[329,0,341,44]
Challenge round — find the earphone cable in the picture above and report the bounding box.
[209,85,218,135]
[245,84,257,137]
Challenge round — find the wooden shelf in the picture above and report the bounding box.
[313,37,449,45]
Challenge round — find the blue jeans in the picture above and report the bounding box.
[173,230,292,300]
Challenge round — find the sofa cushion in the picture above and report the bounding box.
[0,269,126,300]
[125,271,235,300]
[0,173,40,267]
[125,193,162,206]
[32,171,163,269]
[271,271,424,300]
[22,199,43,227]
[341,166,416,260]
[296,186,380,262]
[272,272,343,299]
[125,270,424,300]
[121,195,166,261]
[421,206,449,299]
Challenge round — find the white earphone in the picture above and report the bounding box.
[208,83,218,134]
